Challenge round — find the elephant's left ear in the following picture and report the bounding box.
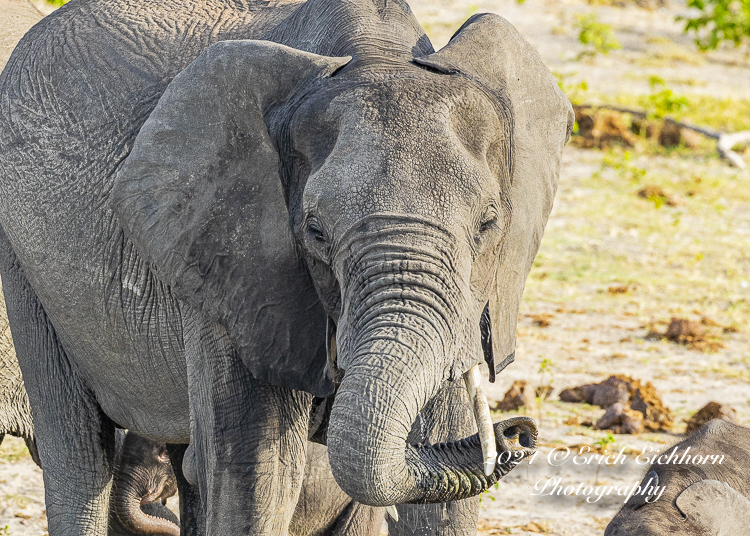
[676,480,750,534]
[111,40,350,397]
[414,15,573,376]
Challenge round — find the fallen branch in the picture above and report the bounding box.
[575,103,750,169]
[717,131,750,170]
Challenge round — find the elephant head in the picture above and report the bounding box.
[112,3,572,508]
[605,420,750,536]
[111,432,179,536]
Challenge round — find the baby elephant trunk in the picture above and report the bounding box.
[111,432,180,536]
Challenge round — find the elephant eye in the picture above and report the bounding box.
[479,216,498,233]
[307,220,327,243]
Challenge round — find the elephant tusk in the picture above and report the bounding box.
[386,505,399,522]
[463,364,497,476]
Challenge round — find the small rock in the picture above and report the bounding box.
[596,403,644,435]
[662,317,725,352]
[685,401,737,434]
[559,384,596,404]
[494,380,535,411]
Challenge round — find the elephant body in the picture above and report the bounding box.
[0,0,41,457]
[0,0,571,533]
[605,420,750,536]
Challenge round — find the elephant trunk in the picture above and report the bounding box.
[327,234,536,506]
[112,474,180,536]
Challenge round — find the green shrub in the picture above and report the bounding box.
[575,14,622,56]
[646,77,691,118]
[680,0,750,50]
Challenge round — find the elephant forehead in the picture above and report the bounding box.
[299,75,507,227]
[327,75,508,154]
[302,133,494,229]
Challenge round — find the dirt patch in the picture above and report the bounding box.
[607,285,630,295]
[630,381,674,431]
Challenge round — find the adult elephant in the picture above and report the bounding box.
[0,0,572,534]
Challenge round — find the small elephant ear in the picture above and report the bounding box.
[414,15,574,374]
[675,479,750,535]
[112,40,350,397]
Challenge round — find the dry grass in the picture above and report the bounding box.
[524,147,750,334]
[0,439,29,464]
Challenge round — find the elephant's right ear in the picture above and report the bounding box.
[415,15,574,376]
[111,40,351,397]
[675,479,750,534]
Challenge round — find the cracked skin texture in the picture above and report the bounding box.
[0,0,571,533]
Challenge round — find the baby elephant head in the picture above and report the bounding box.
[606,420,750,536]
[111,432,179,536]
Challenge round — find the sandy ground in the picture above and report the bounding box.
[2,0,749,534]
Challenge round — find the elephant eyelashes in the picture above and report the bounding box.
[479,217,497,233]
[307,221,327,243]
[305,218,332,260]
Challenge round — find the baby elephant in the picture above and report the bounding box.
[110,431,180,536]
[605,420,750,536]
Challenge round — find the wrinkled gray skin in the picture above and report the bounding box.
[0,0,41,462]
[605,420,750,536]
[0,274,377,535]
[1,5,182,534]
[291,442,384,536]
[0,0,571,533]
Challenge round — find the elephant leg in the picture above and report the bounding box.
[183,308,311,534]
[0,239,115,535]
[166,443,205,536]
[388,380,479,536]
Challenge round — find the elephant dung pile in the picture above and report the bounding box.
[574,107,637,148]
[560,375,673,433]
[685,401,738,433]
[646,317,726,352]
[493,380,536,411]
[573,106,703,149]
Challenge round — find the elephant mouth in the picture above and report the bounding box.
[317,310,525,479]
[309,359,539,502]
